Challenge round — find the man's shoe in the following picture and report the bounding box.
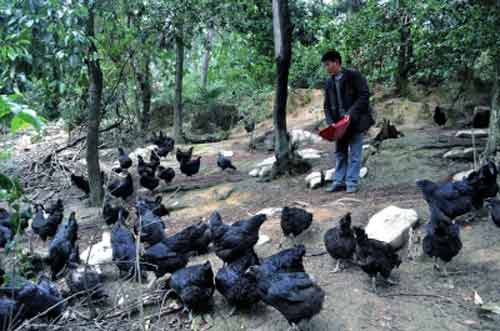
[325,183,346,193]
[346,186,359,194]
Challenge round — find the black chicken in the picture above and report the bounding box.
[103,195,129,226]
[149,150,161,169]
[486,198,500,227]
[280,207,313,245]
[0,209,10,228]
[423,216,462,276]
[141,196,170,217]
[108,173,134,200]
[169,261,215,314]
[48,212,79,280]
[70,173,90,196]
[0,226,12,248]
[215,251,261,308]
[65,248,106,300]
[259,245,306,274]
[180,156,201,177]
[135,200,166,245]
[139,173,160,192]
[32,200,64,241]
[0,297,22,329]
[217,153,236,171]
[209,212,267,263]
[418,161,498,222]
[118,147,132,169]
[141,241,188,277]
[246,267,324,329]
[163,222,212,255]
[16,275,64,320]
[157,166,175,184]
[417,175,481,222]
[324,213,356,272]
[111,210,137,279]
[353,226,401,292]
[137,155,157,177]
[433,106,447,127]
[151,132,175,156]
[176,147,194,164]
[243,118,255,134]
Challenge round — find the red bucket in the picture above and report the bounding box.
[319,115,350,141]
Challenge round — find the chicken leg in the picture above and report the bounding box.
[371,276,377,293]
[330,260,342,273]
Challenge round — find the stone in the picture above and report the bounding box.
[365,206,419,249]
[259,165,273,177]
[290,129,322,146]
[297,148,322,160]
[256,157,276,168]
[455,129,489,139]
[309,176,324,189]
[80,232,112,273]
[256,207,282,218]
[249,168,260,177]
[220,150,234,158]
[213,186,234,201]
[443,147,477,160]
[453,169,474,182]
[360,167,368,178]
[305,171,321,184]
[256,234,271,246]
[325,168,336,181]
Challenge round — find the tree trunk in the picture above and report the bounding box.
[485,57,500,157]
[135,55,152,132]
[200,27,214,90]
[271,0,293,175]
[396,9,412,97]
[174,26,185,143]
[85,0,104,206]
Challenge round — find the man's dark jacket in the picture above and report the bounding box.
[323,68,375,134]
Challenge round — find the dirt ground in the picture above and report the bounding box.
[2,92,500,331]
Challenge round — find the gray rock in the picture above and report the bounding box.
[365,206,419,249]
[455,129,489,139]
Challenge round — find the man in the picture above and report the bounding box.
[322,50,374,193]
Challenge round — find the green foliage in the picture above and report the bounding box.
[0,0,499,134]
[0,94,43,238]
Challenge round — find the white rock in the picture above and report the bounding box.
[309,176,323,189]
[249,168,260,177]
[443,147,476,160]
[290,129,322,145]
[305,171,322,183]
[325,168,336,181]
[365,206,419,249]
[453,169,474,181]
[256,207,283,218]
[455,129,489,139]
[80,232,112,273]
[257,157,276,168]
[256,234,271,246]
[259,165,273,177]
[297,148,322,160]
[221,150,234,158]
[360,167,368,178]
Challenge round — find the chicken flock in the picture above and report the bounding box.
[0,130,499,331]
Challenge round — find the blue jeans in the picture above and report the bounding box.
[334,132,364,189]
